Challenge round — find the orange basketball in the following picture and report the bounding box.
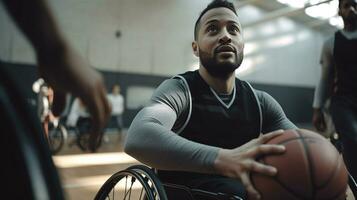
[251,129,348,200]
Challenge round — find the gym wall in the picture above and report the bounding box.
[0,0,334,127]
[1,61,313,128]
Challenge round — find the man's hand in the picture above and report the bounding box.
[37,45,111,152]
[312,108,326,132]
[213,130,286,200]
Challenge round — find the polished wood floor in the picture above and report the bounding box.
[54,131,140,200]
[53,130,355,200]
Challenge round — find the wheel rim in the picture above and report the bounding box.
[96,170,155,200]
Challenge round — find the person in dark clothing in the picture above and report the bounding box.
[312,0,357,182]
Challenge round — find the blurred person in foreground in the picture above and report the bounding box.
[1,0,111,151]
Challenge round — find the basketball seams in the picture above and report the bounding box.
[257,157,311,200]
[260,130,315,199]
[297,129,316,200]
[317,156,348,200]
[275,136,321,146]
[315,146,341,189]
[253,130,348,200]
[320,182,348,200]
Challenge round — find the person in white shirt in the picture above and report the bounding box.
[108,84,125,134]
[67,97,90,129]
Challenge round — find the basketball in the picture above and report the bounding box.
[251,129,349,200]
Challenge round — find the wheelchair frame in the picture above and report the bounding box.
[95,165,244,200]
[94,128,357,200]
[95,164,357,200]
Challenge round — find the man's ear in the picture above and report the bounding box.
[192,41,199,57]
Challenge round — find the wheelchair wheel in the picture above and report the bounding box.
[127,165,168,200]
[76,131,102,151]
[76,131,89,151]
[95,168,167,200]
[48,124,66,154]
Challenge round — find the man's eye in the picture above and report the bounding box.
[228,26,240,34]
[207,26,218,33]
[229,26,239,33]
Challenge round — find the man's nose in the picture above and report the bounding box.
[219,29,232,44]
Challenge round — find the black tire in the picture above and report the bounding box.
[76,131,89,151]
[95,169,162,200]
[76,131,101,151]
[127,165,168,200]
[48,124,66,154]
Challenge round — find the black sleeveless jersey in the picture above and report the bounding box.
[174,70,262,149]
[333,31,357,98]
[158,70,262,182]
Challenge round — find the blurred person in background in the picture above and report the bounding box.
[108,84,125,139]
[38,85,56,140]
[312,0,357,181]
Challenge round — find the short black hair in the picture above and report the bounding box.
[194,0,238,40]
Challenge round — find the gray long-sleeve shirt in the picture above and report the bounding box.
[125,78,296,174]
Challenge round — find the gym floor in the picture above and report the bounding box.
[54,130,139,200]
[53,130,355,200]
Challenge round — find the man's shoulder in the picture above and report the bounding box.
[154,76,188,96]
[244,86,272,102]
[235,79,264,94]
[324,35,334,44]
[173,70,197,81]
[321,35,334,54]
[161,76,186,87]
[251,88,268,99]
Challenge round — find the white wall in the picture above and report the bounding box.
[0,0,328,87]
[237,5,326,87]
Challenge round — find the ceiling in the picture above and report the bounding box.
[235,0,339,35]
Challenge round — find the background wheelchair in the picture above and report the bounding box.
[47,117,68,154]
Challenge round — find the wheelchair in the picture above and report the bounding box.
[94,164,244,200]
[95,165,357,200]
[95,133,357,200]
[48,117,68,154]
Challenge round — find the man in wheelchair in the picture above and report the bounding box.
[124,1,296,199]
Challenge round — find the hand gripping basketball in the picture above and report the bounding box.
[251,129,348,200]
[214,130,287,200]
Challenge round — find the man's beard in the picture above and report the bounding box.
[343,11,357,25]
[199,48,243,79]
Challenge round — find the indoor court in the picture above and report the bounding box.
[1,0,357,199]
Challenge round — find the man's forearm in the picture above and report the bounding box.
[124,107,220,174]
[2,0,67,55]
